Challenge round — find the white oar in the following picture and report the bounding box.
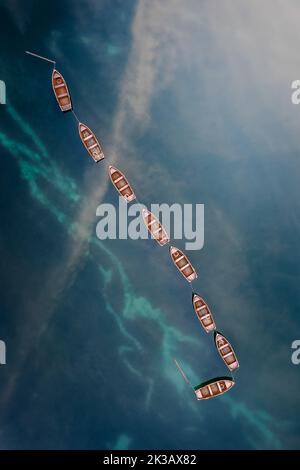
[173,358,195,392]
[25,51,56,67]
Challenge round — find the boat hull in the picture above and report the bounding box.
[78,123,104,162]
[192,294,216,332]
[52,69,72,112]
[214,332,239,371]
[194,376,234,400]
[109,166,136,202]
[169,246,197,282]
[142,209,169,246]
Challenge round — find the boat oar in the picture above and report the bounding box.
[173,358,195,393]
[25,51,56,67]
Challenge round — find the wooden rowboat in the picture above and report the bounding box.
[174,360,234,401]
[194,376,234,400]
[192,293,216,333]
[142,209,169,246]
[108,166,136,202]
[78,122,104,162]
[169,246,197,282]
[52,69,72,112]
[214,332,239,371]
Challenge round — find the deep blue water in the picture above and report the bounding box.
[0,0,300,450]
